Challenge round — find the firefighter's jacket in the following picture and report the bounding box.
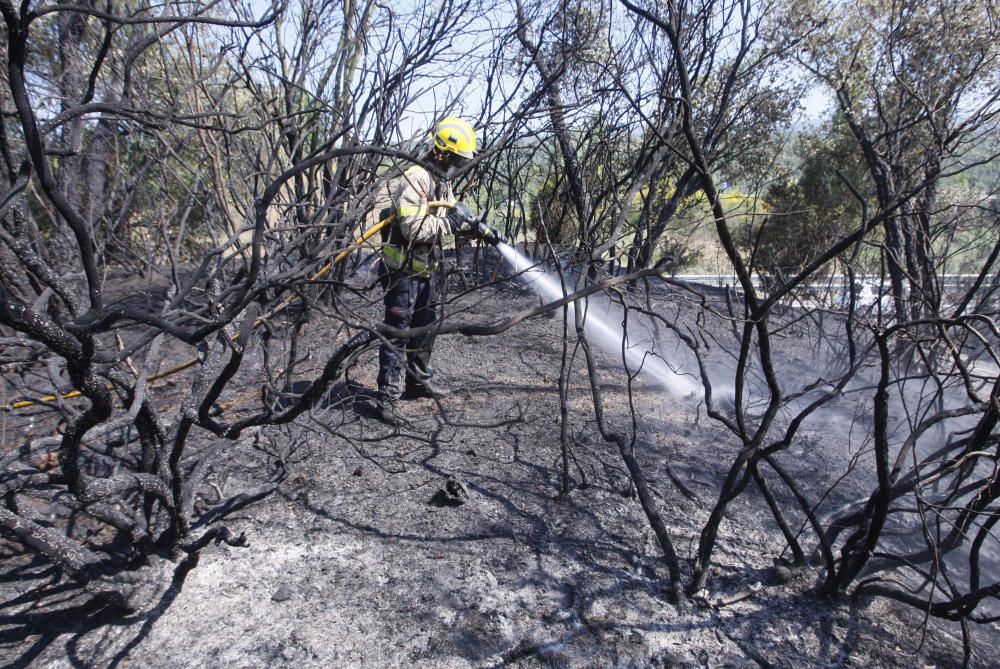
[380,164,454,275]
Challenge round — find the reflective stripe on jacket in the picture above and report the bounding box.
[380,164,453,275]
[381,243,433,274]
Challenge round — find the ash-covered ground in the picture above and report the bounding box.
[1,256,996,668]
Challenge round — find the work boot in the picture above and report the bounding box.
[375,391,403,425]
[402,374,451,400]
[376,400,400,425]
[356,389,402,426]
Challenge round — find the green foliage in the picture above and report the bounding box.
[740,118,871,279]
[528,165,579,244]
[541,0,609,92]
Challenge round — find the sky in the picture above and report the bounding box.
[240,0,835,141]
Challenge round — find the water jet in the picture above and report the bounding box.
[494,243,702,398]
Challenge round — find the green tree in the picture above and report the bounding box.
[789,0,1000,321]
[744,118,870,281]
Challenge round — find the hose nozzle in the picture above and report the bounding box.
[472,213,507,246]
[480,224,507,246]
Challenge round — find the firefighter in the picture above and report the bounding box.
[374,117,481,413]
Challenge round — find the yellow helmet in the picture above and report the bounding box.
[432,117,477,159]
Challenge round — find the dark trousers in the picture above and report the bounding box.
[377,261,441,397]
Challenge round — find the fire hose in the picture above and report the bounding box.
[4,201,504,412]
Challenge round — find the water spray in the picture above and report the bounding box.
[488,239,702,398]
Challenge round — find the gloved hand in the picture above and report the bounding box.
[446,202,475,233]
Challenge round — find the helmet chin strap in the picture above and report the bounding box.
[428,147,448,174]
[430,148,467,180]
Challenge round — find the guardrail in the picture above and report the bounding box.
[673,274,995,293]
